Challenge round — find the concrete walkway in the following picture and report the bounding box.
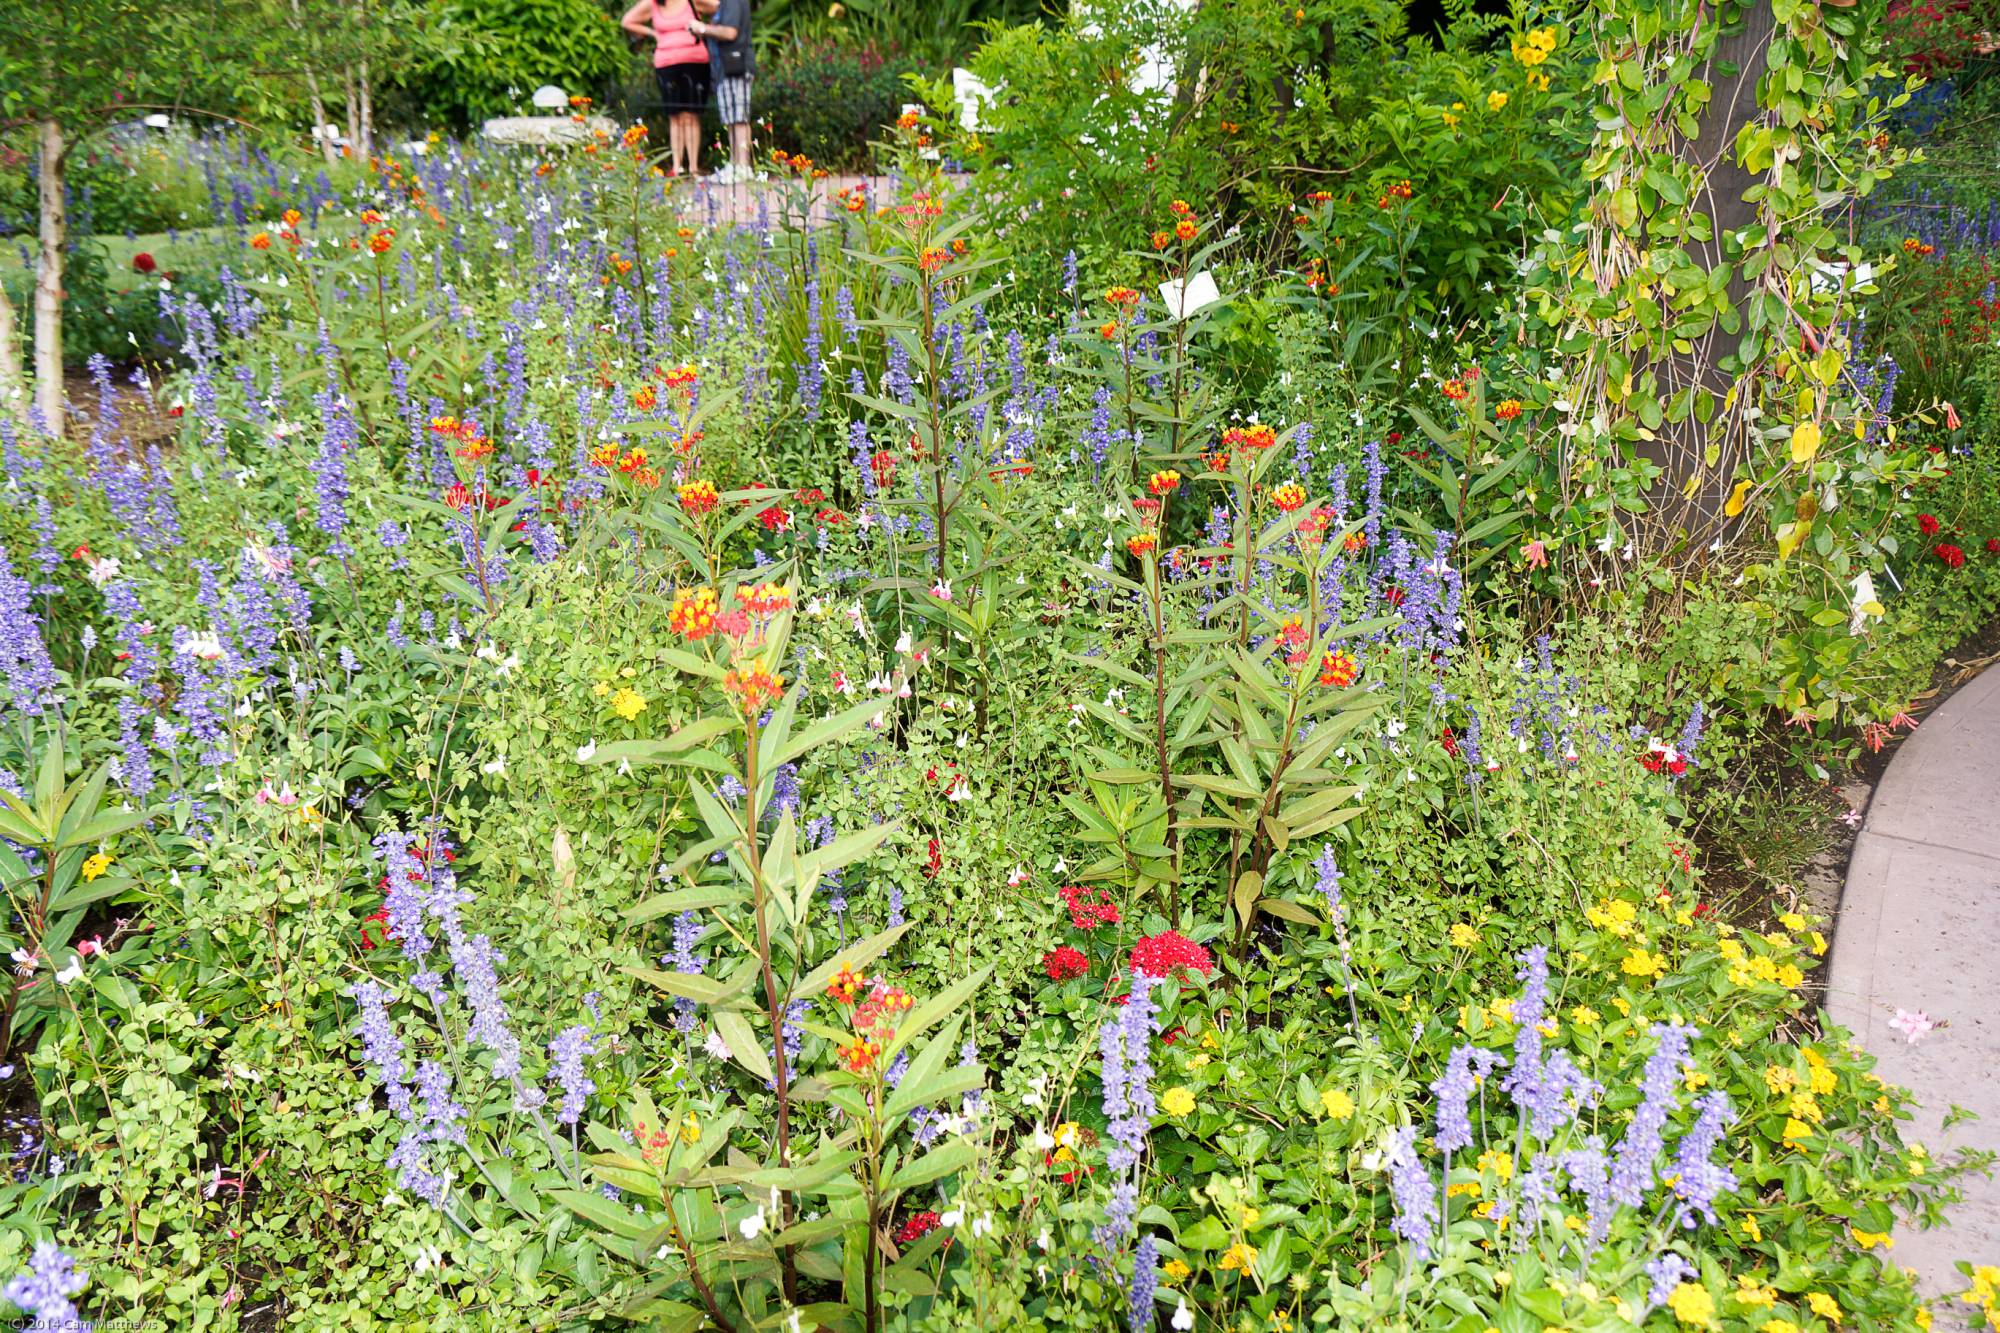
[1827,665,2000,1293]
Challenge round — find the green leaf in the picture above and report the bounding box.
[554,1188,648,1239]
[626,884,749,924]
[713,1011,773,1082]
[790,924,912,1001]
[884,1136,974,1193]
[776,695,890,766]
[627,965,748,1008]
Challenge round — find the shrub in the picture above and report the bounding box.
[390,0,629,129]
[757,39,923,172]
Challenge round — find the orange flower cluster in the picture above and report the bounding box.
[827,963,867,1003]
[835,979,914,1075]
[721,664,784,715]
[1147,470,1181,496]
[1495,399,1523,420]
[1902,236,1936,256]
[669,586,720,640]
[1222,423,1278,456]
[919,247,950,273]
[429,416,493,461]
[739,582,792,617]
[1343,531,1368,554]
[1126,531,1159,558]
[1441,379,1469,401]
[1271,483,1307,512]
[1104,286,1142,307]
[1376,179,1414,208]
[367,230,395,254]
[835,186,867,214]
[635,384,659,412]
[896,110,922,131]
[1319,650,1359,688]
[678,479,719,515]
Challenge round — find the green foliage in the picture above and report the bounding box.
[758,40,925,172]
[393,0,629,128]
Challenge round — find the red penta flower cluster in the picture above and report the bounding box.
[1043,945,1089,980]
[1640,738,1689,776]
[1059,885,1120,930]
[894,1211,941,1244]
[1935,542,1966,568]
[1918,513,1942,535]
[1129,930,1213,980]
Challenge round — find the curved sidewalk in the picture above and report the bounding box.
[1827,665,2000,1293]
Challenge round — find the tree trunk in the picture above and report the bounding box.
[343,64,361,152]
[293,0,340,165]
[307,69,338,164]
[0,281,24,425]
[357,59,374,156]
[1645,2,1779,550]
[34,118,65,437]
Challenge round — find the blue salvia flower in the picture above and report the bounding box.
[1669,1091,1737,1228]
[1560,1136,1613,1249]
[1609,1022,1694,1207]
[1431,1044,1476,1155]
[1385,1125,1437,1261]
[1642,1252,1694,1317]
[0,546,61,716]
[451,933,524,1081]
[348,989,410,1121]
[547,1025,599,1125]
[1128,1232,1158,1333]
[1094,973,1160,1248]
[1676,702,1706,770]
[2,1241,90,1331]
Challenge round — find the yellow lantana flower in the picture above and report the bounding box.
[1806,1291,1842,1323]
[1320,1087,1355,1120]
[1161,1086,1196,1118]
[1450,922,1480,949]
[1851,1227,1894,1250]
[610,687,648,721]
[1163,1259,1191,1281]
[1667,1282,1714,1326]
[1218,1240,1257,1273]
[80,852,113,882]
[1621,948,1667,979]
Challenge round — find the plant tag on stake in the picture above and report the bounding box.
[1159,271,1220,321]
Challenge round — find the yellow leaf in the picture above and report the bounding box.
[1775,520,1807,560]
[1790,421,1822,464]
[1724,479,1752,517]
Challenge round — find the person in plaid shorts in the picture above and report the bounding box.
[691,0,754,180]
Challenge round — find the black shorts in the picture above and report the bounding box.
[655,63,712,114]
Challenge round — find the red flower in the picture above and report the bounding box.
[359,905,391,950]
[1934,542,1966,568]
[894,1211,941,1244]
[1986,539,2000,555]
[1043,946,1089,980]
[758,504,791,533]
[132,252,157,274]
[1059,885,1121,930]
[1129,930,1213,981]
[1917,513,1942,536]
[922,837,943,879]
[1440,726,1459,757]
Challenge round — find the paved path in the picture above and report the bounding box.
[1827,665,2000,1293]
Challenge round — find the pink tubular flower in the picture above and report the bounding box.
[1888,1008,1934,1043]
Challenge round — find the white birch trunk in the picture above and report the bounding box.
[33,118,65,437]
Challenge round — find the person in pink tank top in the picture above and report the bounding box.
[619,0,713,178]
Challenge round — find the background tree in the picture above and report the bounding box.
[0,0,272,433]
